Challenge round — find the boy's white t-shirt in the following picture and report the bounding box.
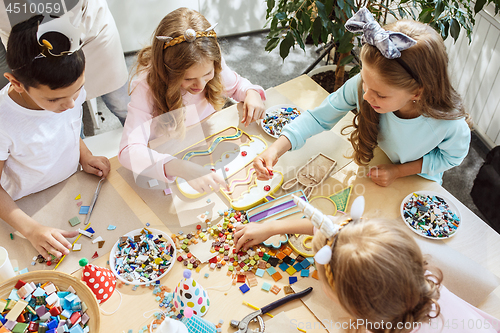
[0,84,85,200]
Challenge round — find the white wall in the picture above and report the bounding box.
[445,3,500,147]
[106,0,268,53]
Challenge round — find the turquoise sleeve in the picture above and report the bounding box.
[280,74,360,150]
[420,119,471,180]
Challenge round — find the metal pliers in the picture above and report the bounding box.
[230,287,313,333]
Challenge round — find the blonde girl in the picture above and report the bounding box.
[254,8,470,187]
[119,7,266,194]
[233,197,500,333]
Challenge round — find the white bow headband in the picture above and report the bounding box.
[292,195,365,265]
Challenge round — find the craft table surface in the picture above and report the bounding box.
[19,75,500,332]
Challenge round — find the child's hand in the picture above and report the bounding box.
[25,223,79,260]
[241,89,265,127]
[253,147,279,180]
[233,222,275,252]
[165,159,228,194]
[81,155,110,178]
[369,164,400,187]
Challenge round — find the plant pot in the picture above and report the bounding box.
[308,65,353,93]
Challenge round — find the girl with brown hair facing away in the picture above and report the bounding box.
[119,7,266,194]
[233,196,500,333]
[254,8,470,187]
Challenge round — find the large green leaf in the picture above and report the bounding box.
[266,0,276,17]
[312,16,323,45]
[292,29,306,51]
[265,37,280,52]
[474,0,487,14]
[450,18,461,42]
[315,1,329,28]
[280,31,295,60]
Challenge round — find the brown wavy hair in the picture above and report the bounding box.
[313,217,442,333]
[344,20,468,165]
[132,7,225,137]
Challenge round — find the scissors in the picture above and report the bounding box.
[230,287,313,333]
[84,177,105,225]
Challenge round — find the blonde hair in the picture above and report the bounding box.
[133,7,225,137]
[344,20,469,165]
[313,217,442,333]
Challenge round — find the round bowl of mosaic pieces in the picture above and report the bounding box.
[260,104,305,139]
[109,228,176,285]
[400,191,461,240]
[0,270,100,332]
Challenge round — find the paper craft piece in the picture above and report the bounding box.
[246,190,307,248]
[265,312,300,333]
[75,194,81,200]
[79,206,90,214]
[282,153,337,199]
[291,279,349,333]
[0,171,144,274]
[72,244,82,251]
[246,190,307,223]
[77,201,83,207]
[309,185,353,215]
[81,264,117,304]
[68,216,81,227]
[107,225,116,230]
[174,126,283,210]
[98,241,105,248]
[288,234,314,257]
[173,270,210,317]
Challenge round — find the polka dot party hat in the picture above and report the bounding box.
[80,259,117,304]
[173,269,210,317]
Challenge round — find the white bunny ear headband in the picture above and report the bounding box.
[292,195,365,265]
[156,23,218,49]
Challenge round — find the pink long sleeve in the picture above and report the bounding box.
[118,77,177,183]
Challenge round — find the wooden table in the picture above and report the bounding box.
[89,75,500,332]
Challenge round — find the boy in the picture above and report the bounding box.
[0,15,110,260]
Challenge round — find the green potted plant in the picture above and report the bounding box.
[265,0,500,91]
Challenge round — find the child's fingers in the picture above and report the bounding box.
[53,231,74,251]
[244,105,254,127]
[213,173,228,190]
[60,230,79,239]
[36,246,51,262]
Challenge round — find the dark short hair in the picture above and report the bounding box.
[6,15,85,90]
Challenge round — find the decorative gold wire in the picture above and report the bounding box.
[163,30,217,49]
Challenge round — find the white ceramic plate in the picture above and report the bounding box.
[400,191,461,240]
[109,228,176,285]
[260,104,305,139]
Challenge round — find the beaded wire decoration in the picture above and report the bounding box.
[156,23,218,49]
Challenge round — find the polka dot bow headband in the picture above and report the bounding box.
[156,23,218,49]
[292,195,365,265]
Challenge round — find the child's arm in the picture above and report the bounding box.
[79,138,110,178]
[233,218,314,252]
[0,161,79,259]
[241,89,266,127]
[253,135,292,180]
[163,159,228,194]
[369,158,423,187]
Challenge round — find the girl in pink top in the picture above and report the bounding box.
[119,7,265,193]
[234,198,500,333]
